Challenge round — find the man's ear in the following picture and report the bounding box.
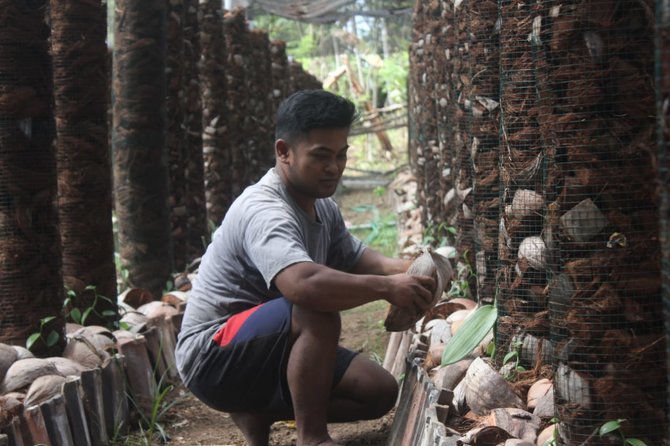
[276,139,290,163]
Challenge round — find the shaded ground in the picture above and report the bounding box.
[157,187,398,445]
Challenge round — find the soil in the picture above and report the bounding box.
[156,187,398,446]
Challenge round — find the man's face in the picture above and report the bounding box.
[278,127,350,201]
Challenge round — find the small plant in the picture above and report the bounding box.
[599,419,647,446]
[441,304,497,365]
[422,221,456,248]
[501,340,526,380]
[64,285,117,328]
[542,418,560,446]
[26,316,59,351]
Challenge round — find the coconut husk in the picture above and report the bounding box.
[11,346,33,361]
[0,344,18,383]
[384,248,453,331]
[1,359,62,394]
[120,310,149,333]
[137,301,178,320]
[0,395,23,426]
[118,287,155,309]
[24,375,67,407]
[45,357,89,377]
[62,335,110,369]
[463,357,524,416]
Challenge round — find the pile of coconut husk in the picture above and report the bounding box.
[409,1,442,230]
[0,285,189,445]
[495,0,550,367]
[182,0,209,263]
[384,296,559,445]
[166,0,188,272]
[0,0,65,354]
[467,0,500,306]
[223,8,251,200]
[530,0,665,442]
[51,0,118,307]
[199,0,231,227]
[288,60,323,92]
[248,29,275,182]
[270,40,291,116]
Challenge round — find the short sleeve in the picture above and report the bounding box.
[243,206,314,288]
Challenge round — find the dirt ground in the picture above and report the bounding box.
[157,187,399,446]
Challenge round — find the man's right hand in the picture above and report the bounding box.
[385,274,435,315]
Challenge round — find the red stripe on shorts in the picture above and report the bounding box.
[212,304,264,347]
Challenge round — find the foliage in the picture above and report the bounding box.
[64,285,117,328]
[348,204,398,257]
[26,316,59,351]
[599,419,648,446]
[422,222,457,248]
[441,304,497,365]
[501,340,525,380]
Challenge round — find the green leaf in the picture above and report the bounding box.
[46,331,59,347]
[85,284,97,291]
[26,333,41,350]
[82,307,93,324]
[625,439,648,446]
[447,226,457,235]
[599,420,623,437]
[69,308,82,324]
[40,316,56,326]
[102,310,117,317]
[120,321,130,331]
[441,305,497,365]
[503,350,517,365]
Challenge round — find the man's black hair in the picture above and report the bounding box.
[275,89,358,142]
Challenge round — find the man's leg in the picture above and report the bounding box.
[288,305,342,446]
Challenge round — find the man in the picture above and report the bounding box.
[176,90,435,446]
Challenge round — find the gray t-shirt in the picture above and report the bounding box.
[176,168,365,383]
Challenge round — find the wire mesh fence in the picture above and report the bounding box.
[51,0,117,316]
[0,0,65,354]
[112,0,172,298]
[659,0,670,440]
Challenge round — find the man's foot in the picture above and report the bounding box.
[229,412,272,446]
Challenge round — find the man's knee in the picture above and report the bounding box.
[291,305,341,339]
[371,370,398,417]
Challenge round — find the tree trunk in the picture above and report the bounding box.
[182,0,209,263]
[51,0,117,326]
[0,0,65,355]
[113,0,172,299]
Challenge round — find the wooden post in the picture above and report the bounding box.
[23,405,51,446]
[40,394,75,446]
[80,368,108,446]
[118,335,157,417]
[62,377,92,446]
[382,331,402,371]
[101,354,129,437]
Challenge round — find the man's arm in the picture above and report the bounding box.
[274,261,435,313]
[350,247,411,276]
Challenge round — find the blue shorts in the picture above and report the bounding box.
[185,297,358,413]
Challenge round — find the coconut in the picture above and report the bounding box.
[518,236,547,270]
[63,335,110,369]
[12,345,34,360]
[46,357,89,376]
[0,344,18,382]
[118,287,155,309]
[2,358,61,393]
[384,247,454,331]
[24,375,67,407]
[138,301,178,320]
[73,326,117,353]
[0,394,23,425]
[463,357,524,415]
[120,311,149,333]
[511,189,544,219]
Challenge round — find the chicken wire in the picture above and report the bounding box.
[0,0,65,354]
[531,0,665,443]
[659,0,670,439]
[51,0,117,318]
[112,0,173,298]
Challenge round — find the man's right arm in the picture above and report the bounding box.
[273,261,435,313]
